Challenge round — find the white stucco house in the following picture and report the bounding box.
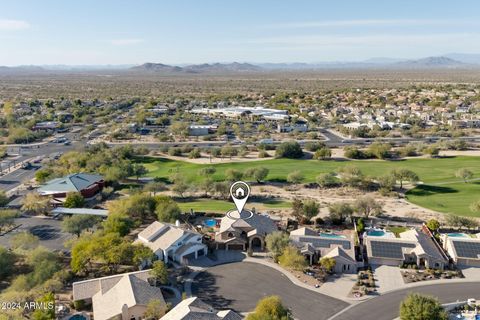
[135,221,207,264]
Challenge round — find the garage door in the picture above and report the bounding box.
[227,244,244,250]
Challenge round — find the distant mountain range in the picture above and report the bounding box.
[1,54,479,74]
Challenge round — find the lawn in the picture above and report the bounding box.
[138,156,480,217]
[176,198,291,213]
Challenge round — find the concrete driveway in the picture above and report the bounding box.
[372,265,404,293]
[192,262,348,320]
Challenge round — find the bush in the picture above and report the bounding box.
[275,141,303,158]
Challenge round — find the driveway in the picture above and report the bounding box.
[331,282,480,320]
[192,262,348,320]
[372,265,404,293]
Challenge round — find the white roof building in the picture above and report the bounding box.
[135,221,207,264]
[161,297,242,320]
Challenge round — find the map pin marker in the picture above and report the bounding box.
[230,181,250,213]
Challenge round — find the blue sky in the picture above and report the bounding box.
[1,0,480,65]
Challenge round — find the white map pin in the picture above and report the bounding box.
[230,181,250,213]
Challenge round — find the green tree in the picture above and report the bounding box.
[316,173,337,188]
[426,219,440,232]
[155,196,181,223]
[221,145,238,159]
[0,191,9,206]
[278,246,307,271]
[287,170,303,184]
[64,192,85,208]
[319,257,336,273]
[0,245,15,280]
[367,142,391,159]
[391,169,419,189]
[455,168,473,183]
[10,232,39,251]
[328,202,354,224]
[151,261,168,285]
[132,244,155,267]
[171,173,189,197]
[102,212,133,236]
[35,169,52,184]
[198,166,216,176]
[31,292,55,320]
[354,196,382,218]
[246,295,293,320]
[275,141,303,159]
[245,167,269,183]
[143,181,166,196]
[357,217,365,233]
[302,200,320,221]
[144,299,166,320]
[265,231,290,262]
[0,209,19,227]
[446,214,478,229]
[225,169,243,181]
[314,146,332,160]
[132,164,148,181]
[399,293,447,320]
[21,192,50,215]
[62,215,99,237]
[338,166,364,188]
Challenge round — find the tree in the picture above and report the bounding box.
[338,166,364,188]
[64,192,85,208]
[302,200,320,221]
[328,202,354,224]
[151,261,168,285]
[62,215,99,237]
[0,245,15,280]
[21,192,50,215]
[188,148,201,159]
[446,214,478,229]
[10,232,39,251]
[391,169,419,189]
[169,121,189,137]
[132,164,148,181]
[132,244,155,267]
[354,196,382,218]
[316,172,337,188]
[198,166,216,176]
[426,219,440,232]
[357,217,365,233]
[319,257,336,273]
[377,173,396,191]
[367,142,391,159]
[102,212,133,236]
[275,141,303,159]
[246,296,293,320]
[31,292,55,320]
[0,209,19,227]
[35,169,52,184]
[314,146,332,160]
[171,173,189,197]
[265,231,290,262]
[144,299,166,320]
[455,168,473,183]
[399,293,447,320]
[278,246,307,271]
[423,146,440,158]
[155,196,181,223]
[286,170,303,184]
[143,181,166,196]
[225,169,243,182]
[245,167,269,183]
[291,198,304,221]
[0,191,9,206]
[221,145,238,159]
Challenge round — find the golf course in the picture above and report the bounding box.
[140,156,480,217]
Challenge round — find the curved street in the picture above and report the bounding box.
[331,282,480,320]
[192,262,349,320]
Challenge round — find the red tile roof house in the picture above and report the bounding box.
[37,173,105,199]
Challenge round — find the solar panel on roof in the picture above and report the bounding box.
[298,236,351,250]
[370,241,415,259]
[452,240,480,259]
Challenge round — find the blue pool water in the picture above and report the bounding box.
[204,219,217,227]
[367,230,386,237]
[69,315,87,320]
[447,233,468,238]
[319,232,346,238]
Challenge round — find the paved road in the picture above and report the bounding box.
[192,262,348,320]
[331,282,480,320]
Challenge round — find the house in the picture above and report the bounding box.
[290,227,357,273]
[188,125,217,136]
[443,235,480,267]
[161,297,242,320]
[364,228,448,269]
[215,210,278,251]
[277,121,308,133]
[32,121,61,132]
[37,173,104,199]
[134,221,207,264]
[72,270,166,320]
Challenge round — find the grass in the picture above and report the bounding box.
[137,156,480,217]
[176,198,291,213]
[386,226,408,237]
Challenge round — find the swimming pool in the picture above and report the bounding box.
[447,233,469,238]
[69,315,87,320]
[319,232,346,238]
[204,219,217,227]
[367,230,386,237]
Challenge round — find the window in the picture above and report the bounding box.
[227,232,234,238]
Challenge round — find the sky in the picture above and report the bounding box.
[1,0,480,66]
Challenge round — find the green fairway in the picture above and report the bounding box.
[176,198,291,213]
[139,156,480,217]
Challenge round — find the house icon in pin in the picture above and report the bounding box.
[235,187,245,197]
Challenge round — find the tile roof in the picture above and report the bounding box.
[161,297,242,320]
[136,221,201,253]
[38,173,103,194]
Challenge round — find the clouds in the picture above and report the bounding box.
[110,38,144,46]
[0,19,30,30]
